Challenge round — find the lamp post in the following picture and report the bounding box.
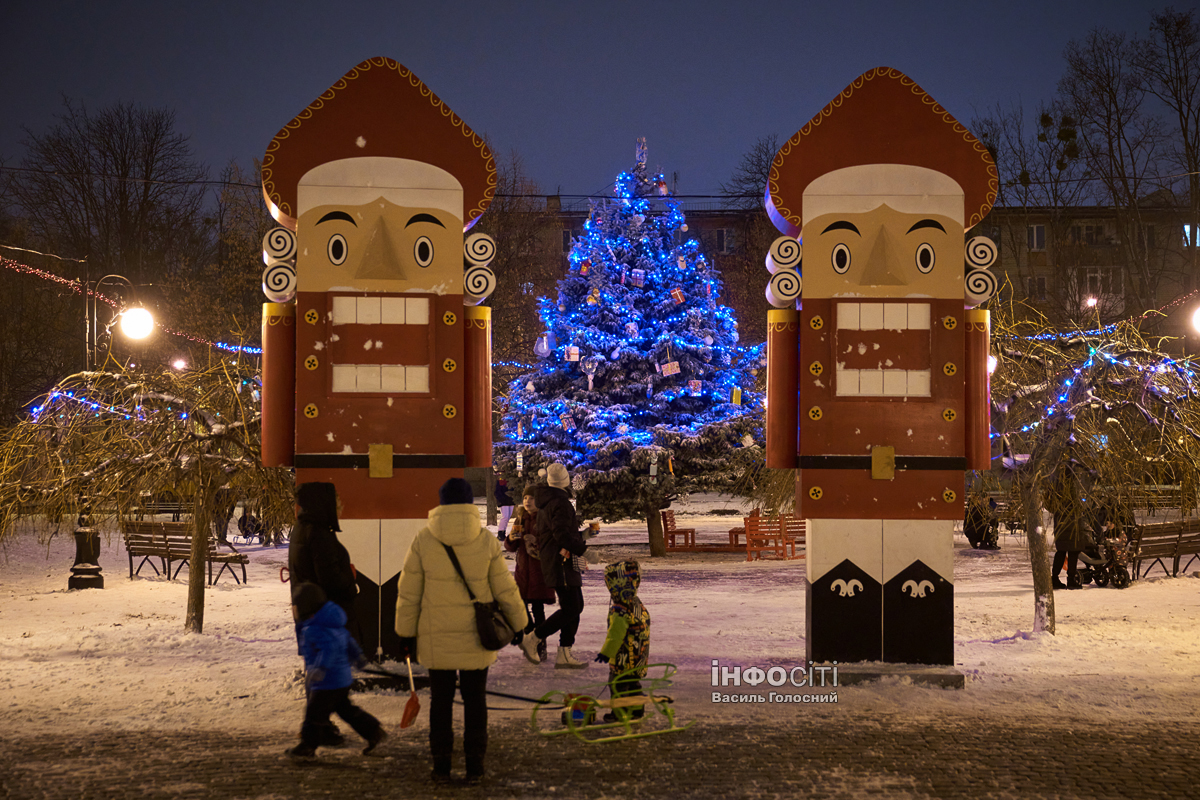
[85,273,155,370]
[70,273,155,590]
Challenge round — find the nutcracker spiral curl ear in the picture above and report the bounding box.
[964,236,997,270]
[262,262,297,302]
[766,236,802,274]
[463,264,496,305]
[765,270,802,307]
[262,227,297,264]
[463,232,497,267]
[964,269,997,307]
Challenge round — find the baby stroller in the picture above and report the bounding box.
[1077,529,1132,589]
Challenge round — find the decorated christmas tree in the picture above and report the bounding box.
[494,141,764,554]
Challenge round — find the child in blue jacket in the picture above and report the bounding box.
[288,583,386,760]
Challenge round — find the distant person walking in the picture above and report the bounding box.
[394,478,527,785]
[519,463,589,669]
[1048,465,1088,589]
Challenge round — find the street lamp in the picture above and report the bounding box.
[85,274,155,370]
[70,273,154,591]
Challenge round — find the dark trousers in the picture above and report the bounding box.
[428,668,488,773]
[535,585,584,647]
[300,686,380,747]
[1053,551,1079,577]
[525,600,547,631]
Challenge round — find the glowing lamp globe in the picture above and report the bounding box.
[987,355,998,374]
[172,359,187,370]
[119,307,155,340]
[1191,306,1200,334]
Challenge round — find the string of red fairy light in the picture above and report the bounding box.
[0,255,262,355]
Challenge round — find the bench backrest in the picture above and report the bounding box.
[661,510,679,532]
[1133,523,1183,555]
[121,520,209,555]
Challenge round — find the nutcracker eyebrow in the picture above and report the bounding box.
[821,221,860,235]
[316,211,357,226]
[405,213,445,228]
[907,219,946,233]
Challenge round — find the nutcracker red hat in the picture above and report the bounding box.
[262,57,496,232]
[765,67,997,238]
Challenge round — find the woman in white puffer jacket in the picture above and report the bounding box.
[394,478,527,784]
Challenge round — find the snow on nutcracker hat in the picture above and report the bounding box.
[261,56,496,231]
[765,67,998,238]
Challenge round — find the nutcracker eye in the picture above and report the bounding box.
[831,243,851,274]
[916,243,936,273]
[327,234,347,265]
[414,236,434,268]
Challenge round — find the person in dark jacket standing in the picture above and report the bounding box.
[290,482,360,645]
[1048,466,1088,589]
[519,463,588,668]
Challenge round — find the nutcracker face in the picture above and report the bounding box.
[801,206,963,300]
[296,157,464,294]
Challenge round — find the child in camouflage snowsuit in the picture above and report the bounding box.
[593,560,650,721]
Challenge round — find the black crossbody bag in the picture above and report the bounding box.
[442,543,515,651]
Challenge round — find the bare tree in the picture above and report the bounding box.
[473,150,562,420]
[1135,7,1200,280]
[10,99,212,286]
[1061,29,1167,313]
[720,134,779,211]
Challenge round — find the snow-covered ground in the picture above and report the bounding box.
[2,497,1199,743]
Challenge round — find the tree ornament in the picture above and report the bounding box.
[671,287,685,304]
[731,387,742,405]
[703,335,714,345]
[649,452,659,484]
[646,378,653,397]
[681,223,688,232]
[741,434,754,447]
[688,380,702,396]
[630,269,646,287]
[517,420,524,437]
[617,423,629,434]
[559,305,566,312]
[582,357,599,390]
[662,361,681,376]
[655,179,668,195]
[580,259,591,275]
[566,346,580,361]
[526,381,535,391]
[586,288,601,305]
[632,214,645,226]
[516,452,524,474]
[560,413,576,431]
[625,322,639,337]
[534,331,555,358]
[677,256,686,269]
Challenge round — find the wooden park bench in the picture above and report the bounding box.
[121,520,249,585]
[1128,519,1200,579]
[660,510,741,553]
[661,510,697,550]
[744,513,806,562]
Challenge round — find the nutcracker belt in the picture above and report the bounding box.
[294,454,466,469]
[798,456,967,470]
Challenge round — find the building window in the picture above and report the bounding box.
[1081,266,1118,297]
[562,229,572,253]
[1186,224,1199,248]
[715,228,733,254]
[1026,276,1047,300]
[1027,225,1046,252]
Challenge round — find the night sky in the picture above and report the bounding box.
[1,0,1187,199]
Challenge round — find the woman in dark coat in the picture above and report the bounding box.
[1048,467,1089,589]
[289,482,360,644]
[504,486,556,661]
[518,463,588,668]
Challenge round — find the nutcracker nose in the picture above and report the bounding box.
[858,227,906,286]
[355,217,408,280]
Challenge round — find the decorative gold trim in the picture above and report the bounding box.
[264,302,295,317]
[768,67,998,232]
[262,57,496,228]
[465,306,491,321]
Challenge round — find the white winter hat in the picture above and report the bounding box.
[546,462,570,489]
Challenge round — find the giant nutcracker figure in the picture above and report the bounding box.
[762,67,999,665]
[258,57,498,659]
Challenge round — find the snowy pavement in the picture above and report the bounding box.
[2,508,1200,798]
